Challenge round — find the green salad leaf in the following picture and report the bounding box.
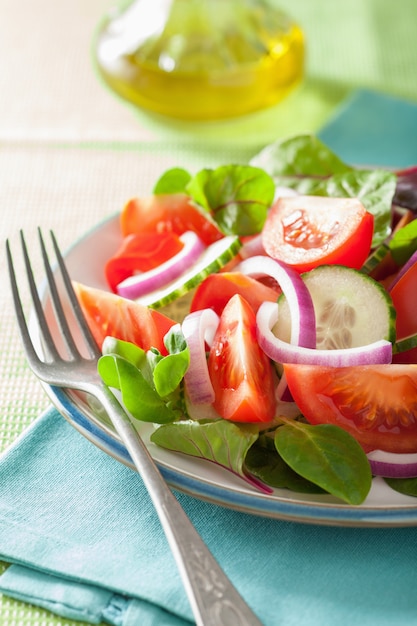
[187,164,275,236]
[250,133,352,180]
[384,476,417,497]
[150,419,267,491]
[274,419,372,505]
[98,334,189,424]
[98,353,176,424]
[152,134,397,246]
[153,167,192,194]
[153,163,275,236]
[389,219,417,266]
[148,325,190,398]
[250,133,396,247]
[311,169,396,247]
[245,437,325,493]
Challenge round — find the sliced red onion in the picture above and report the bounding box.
[257,301,393,365]
[116,231,205,299]
[184,396,222,421]
[239,234,266,259]
[367,450,417,478]
[182,308,220,405]
[275,398,302,419]
[234,256,316,348]
[275,371,294,402]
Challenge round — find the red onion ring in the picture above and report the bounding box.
[234,256,316,349]
[367,450,417,478]
[257,301,393,365]
[116,231,205,299]
[182,308,220,405]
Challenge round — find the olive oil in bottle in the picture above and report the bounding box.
[94,0,304,121]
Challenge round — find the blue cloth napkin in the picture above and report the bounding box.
[2,90,417,626]
[318,89,417,168]
[2,407,417,626]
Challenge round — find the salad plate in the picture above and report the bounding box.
[32,214,417,527]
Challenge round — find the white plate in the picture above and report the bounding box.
[34,215,417,527]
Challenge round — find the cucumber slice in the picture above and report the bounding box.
[361,243,390,275]
[136,235,241,308]
[274,264,396,349]
[393,333,417,355]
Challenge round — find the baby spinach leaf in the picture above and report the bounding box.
[275,420,372,505]
[312,169,396,247]
[98,354,176,424]
[389,219,417,266]
[187,164,275,236]
[102,336,146,367]
[151,419,271,492]
[151,325,190,398]
[251,134,396,247]
[186,169,212,211]
[99,333,188,422]
[250,133,352,181]
[102,336,155,385]
[384,476,417,498]
[245,441,325,493]
[153,167,192,194]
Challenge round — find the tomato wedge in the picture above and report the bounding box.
[105,232,184,293]
[262,195,374,273]
[284,363,417,453]
[190,271,280,316]
[74,282,176,354]
[208,294,276,423]
[121,193,224,245]
[390,261,417,364]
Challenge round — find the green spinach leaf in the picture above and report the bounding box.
[151,419,271,492]
[275,419,372,504]
[389,219,417,266]
[384,476,417,498]
[250,133,352,180]
[311,169,396,247]
[251,134,396,247]
[245,440,325,493]
[98,354,176,424]
[187,164,275,236]
[153,167,192,194]
[150,325,190,397]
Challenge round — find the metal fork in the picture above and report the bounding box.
[6,230,263,626]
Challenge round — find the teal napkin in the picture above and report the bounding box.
[2,407,417,626]
[2,90,417,625]
[318,89,417,168]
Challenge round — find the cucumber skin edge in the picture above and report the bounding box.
[146,237,242,310]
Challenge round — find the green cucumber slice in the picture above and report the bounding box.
[361,243,390,275]
[136,235,241,309]
[393,333,417,355]
[274,264,396,349]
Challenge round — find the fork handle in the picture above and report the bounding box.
[96,383,263,626]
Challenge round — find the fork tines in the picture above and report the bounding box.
[6,230,100,369]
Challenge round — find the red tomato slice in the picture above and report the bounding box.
[390,261,417,363]
[262,195,374,273]
[121,193,224,246]
[105,232,184,292]
[190,272,281,316]
[284,363,417,453]
[208,294,276,423]
[74,282,176,354]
